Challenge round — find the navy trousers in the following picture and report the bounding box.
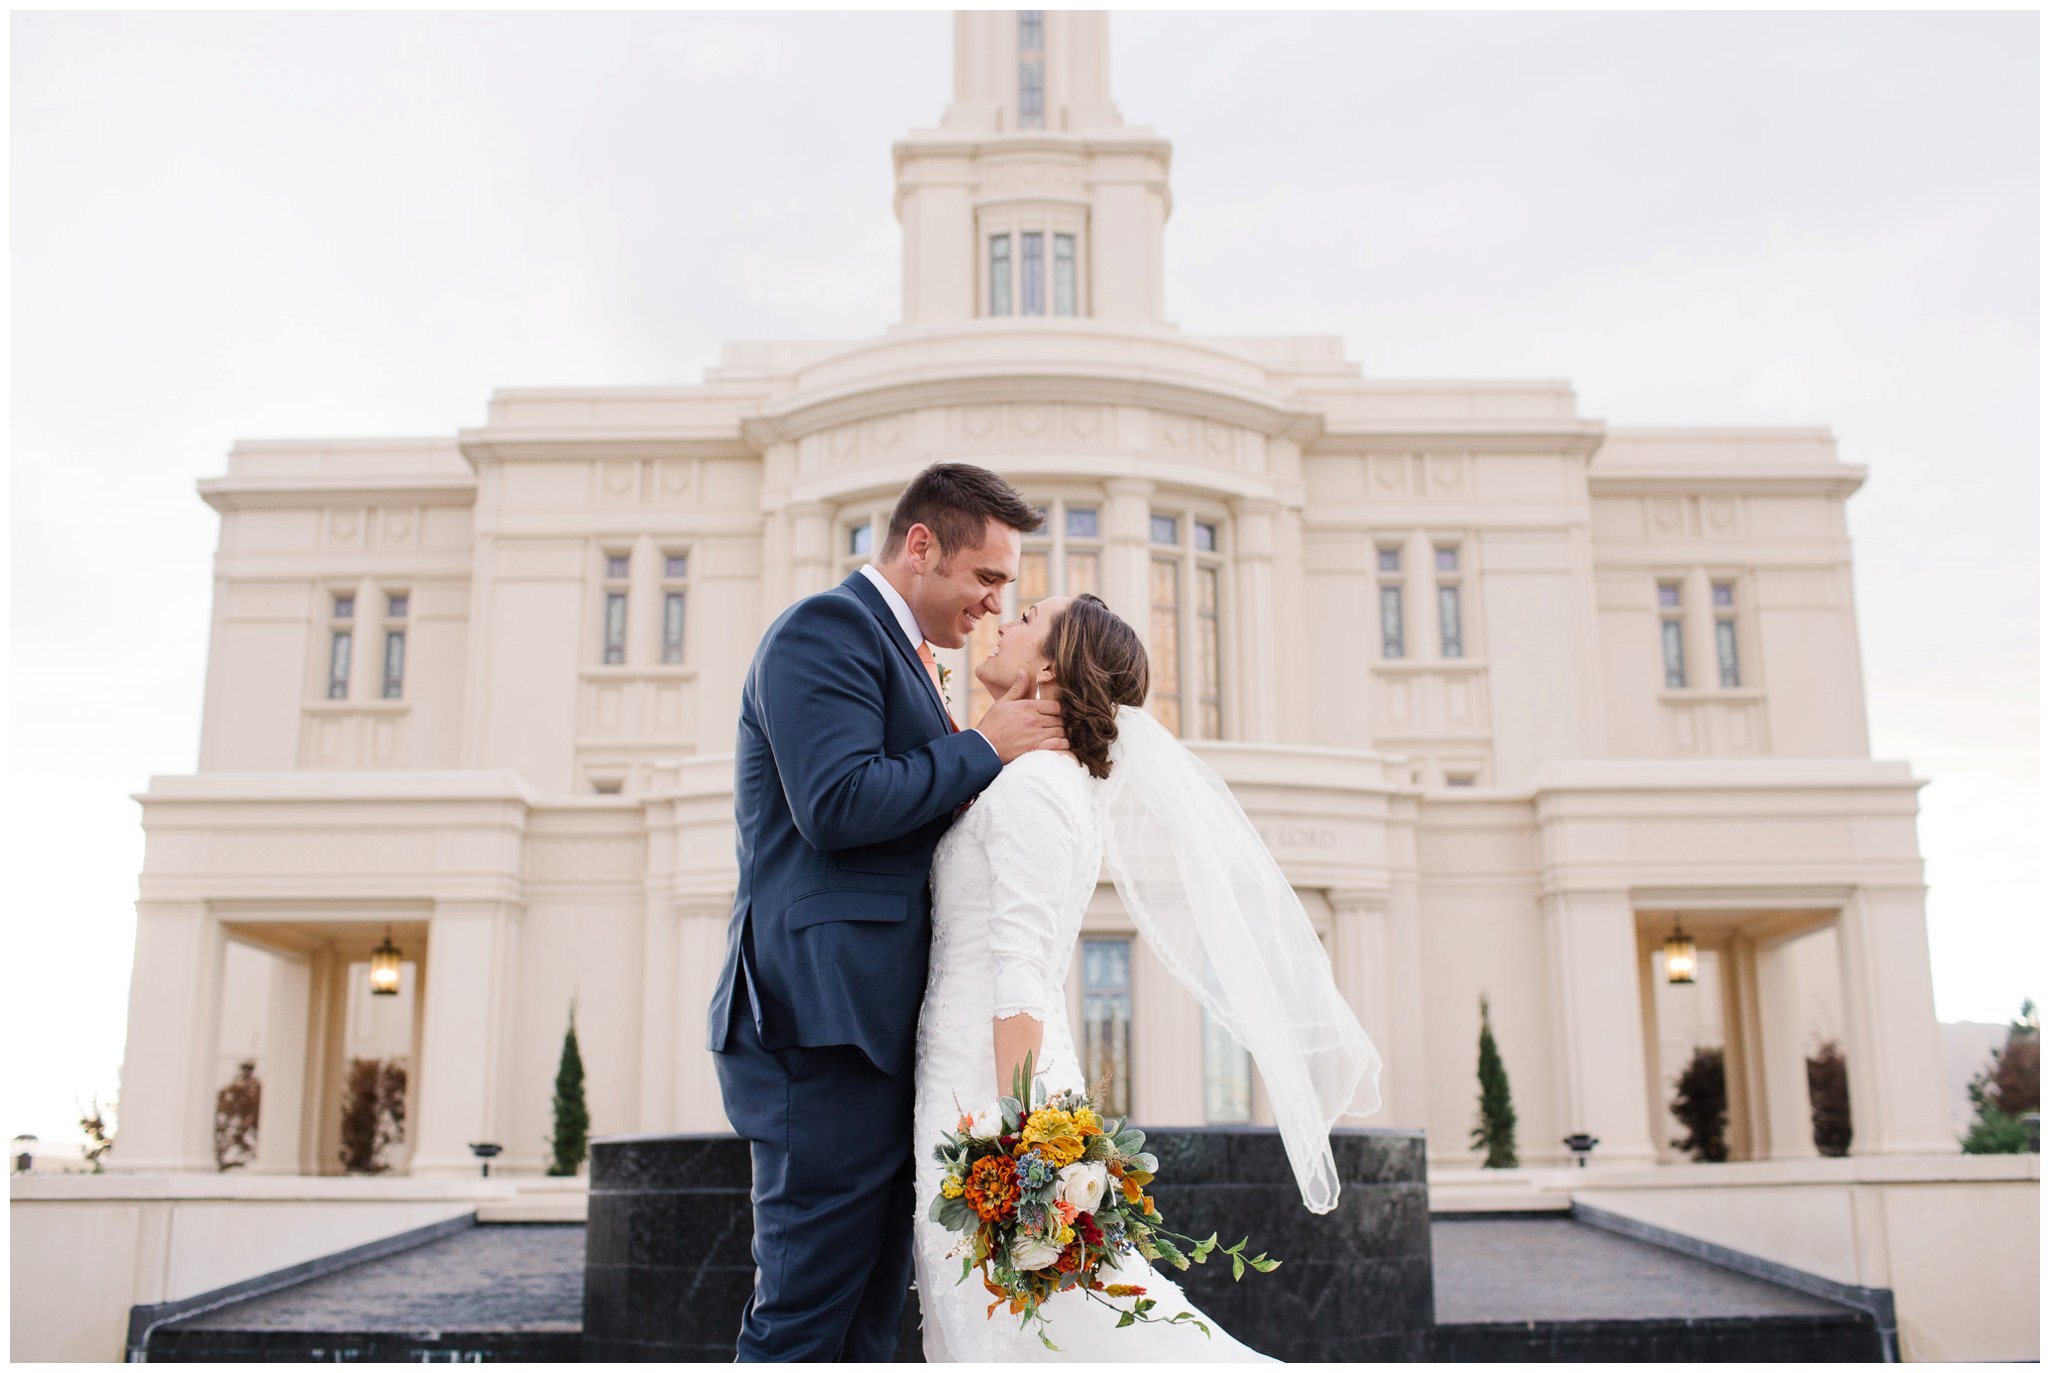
[715,978,916,1362]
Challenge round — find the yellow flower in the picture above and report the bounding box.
[1074,1107,1102,1132]
[1019,1108,1088,1167]
[1104,1283,1148,1298]
[941,1175,964,1199]
[1056,1224,1075,1246]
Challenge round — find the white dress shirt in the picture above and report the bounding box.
[860,563,1000,764]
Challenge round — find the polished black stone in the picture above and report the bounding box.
[585,1126,1433,1362]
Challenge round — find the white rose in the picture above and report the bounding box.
[1010,1234,1064,1271]
[1053,1160,1110,1214]
[968,1106,1002,1140]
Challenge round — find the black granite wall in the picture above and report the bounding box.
[584,1126,1431,1363]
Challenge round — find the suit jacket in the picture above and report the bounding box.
[705,570,1003,1076]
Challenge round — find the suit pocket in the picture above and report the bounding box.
[833,844,916,875]
[784,889,911,930]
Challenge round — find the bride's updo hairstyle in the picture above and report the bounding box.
[1043,593,1150,780]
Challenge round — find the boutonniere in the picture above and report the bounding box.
[936,660,953,698]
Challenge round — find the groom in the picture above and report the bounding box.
[707,463,1065,1361]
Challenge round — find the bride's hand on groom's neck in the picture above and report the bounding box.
[974,670,1068,764]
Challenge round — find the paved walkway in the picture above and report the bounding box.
[1431,1217,1853,1324]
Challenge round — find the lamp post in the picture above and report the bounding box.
[1661,918,1697,985]
[1563,1133,1600,1168]
[370,926,403,996]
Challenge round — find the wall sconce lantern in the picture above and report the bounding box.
[469,1142,503,1178]
[1662,919,1698,985]
[1562,1133,1600,1167]
[370,926,403,997]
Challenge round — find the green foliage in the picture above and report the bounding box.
[1962,999,2040,1155]
[1804,1040,1852,1158]
[1469,994,1519,1168]
[1669,1046,1729,1162]
[548,1002,591,1177]
[338,1058,406,1173]
[77,1095,115,1174]
[213,1060,262,1171]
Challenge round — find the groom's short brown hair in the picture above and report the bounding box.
[881,463,1042,561]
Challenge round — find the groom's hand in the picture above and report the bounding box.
[974,671,1067,764]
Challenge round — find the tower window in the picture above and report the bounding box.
[989,235,1013,317]
[1018,11,1045,129]
[1053,233,1076,316]
[1021,232,1044,315]
[1082,937,1132,1117]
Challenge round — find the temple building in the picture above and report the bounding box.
[113,9,1954,1184]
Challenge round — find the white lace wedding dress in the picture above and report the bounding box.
[910,749,1276,1363]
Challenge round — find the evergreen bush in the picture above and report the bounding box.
[1469,994,1519,1169]
[549,1002,591,1177]
[1805,1040,1851,1157]
[1670,1045,1729,1162]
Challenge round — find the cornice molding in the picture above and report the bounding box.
[198,475,477,513]
[457,432,759,464]
[1588,468,1868,498]
[741,367,1323,448]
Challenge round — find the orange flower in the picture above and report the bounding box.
[1104,1283,1148,1298]
[1054,1199,1078,1226]
[1142,1195,1156,1216]
[957,1111,975,1133]
[964,1154,1021,1222]
[1054,1243,1085,1274]
[1120,1175,1143,1203]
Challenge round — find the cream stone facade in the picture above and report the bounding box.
[114,11,1956,1187]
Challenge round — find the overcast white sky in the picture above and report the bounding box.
[9,10,2038,1145]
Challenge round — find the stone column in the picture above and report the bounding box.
[674,900,735,1132]
[251,951,312,1174]
[1101,478,1155,626]
[627,533,661,668]
[1540,889,1657,1164]
[1403,529,1435,661]
[1230,496,1279,743]
[1328,889,1417,1127]
[1835,886,1952,1156]
[411,900,523,1175]
[351,575,380,699]
[1719,937,1760,1160]
[1748,935,1820,1159]
[1683,565,1717,690]
[1267,461,1313,745]
[109,902,227,1172]
[788,501,835,601]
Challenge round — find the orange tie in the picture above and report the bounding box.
[916,642,958,731]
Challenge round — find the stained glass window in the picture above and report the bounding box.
[1064,550,1099,596]
[1196,565,1222,739]
[1021,233,1044,315]
[1150,558,1182,735]
[663,592,686,664]
[1662,619,1686,688]
[1203,1007,1252,1123]
[1716,619,1741,687]
[1380,585,1404,659]
[1018,11,1045,129]
[328,629,352,699]
[382,630,405,699]
[989,236,1012,317]
[1438,584,1463,658]
[604,592,627,665]
[1082,937,1132,1117]
[1053,234,1076,316]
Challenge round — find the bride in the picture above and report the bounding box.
[911,593,1383,1362]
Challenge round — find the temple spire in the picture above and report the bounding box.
[894,11,1172,326]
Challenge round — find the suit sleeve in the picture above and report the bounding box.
[756,593,1003,852]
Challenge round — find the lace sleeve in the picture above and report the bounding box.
[984,759,1082,1024]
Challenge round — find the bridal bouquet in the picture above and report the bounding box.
[925,1053,1281,1349]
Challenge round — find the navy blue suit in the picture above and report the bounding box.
[708,570,1001,1361]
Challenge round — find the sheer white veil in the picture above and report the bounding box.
[1094,704,1382,1214]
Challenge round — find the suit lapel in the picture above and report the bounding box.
[842,572,954,733]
